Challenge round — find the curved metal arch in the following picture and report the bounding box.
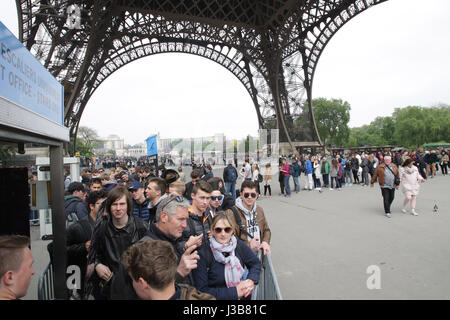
[270,0,389,146]
[99,42,254,95]
[15,0,392,154]
[69,40,268,136]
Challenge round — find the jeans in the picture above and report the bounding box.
[440,163,448,175]
[381,187,395,213]
[345,170,353,184]
[362,170,369,185]
[331,176,340,189]
[322,173,329,187]
[225,181,236,201]
[314,178,321,188]
[284,175,291,196]
[352,170,359,183]
[292,176,300,192]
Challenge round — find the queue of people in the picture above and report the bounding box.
[40,162,273,301]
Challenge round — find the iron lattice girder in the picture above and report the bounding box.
[16,0,388,147]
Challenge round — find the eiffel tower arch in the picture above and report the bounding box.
[16,0,389,154]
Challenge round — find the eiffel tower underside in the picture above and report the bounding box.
[16,0,388,151]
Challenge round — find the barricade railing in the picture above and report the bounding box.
[37,261,55,300]
[251,250,283,300]
[36,251,282,300]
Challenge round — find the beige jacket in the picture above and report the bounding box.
[225,205,271,247]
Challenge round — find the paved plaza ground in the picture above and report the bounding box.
[24,168,449,300]
[261,173,450,300]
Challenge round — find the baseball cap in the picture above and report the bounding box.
[128,181,143,191]
[67,181,87,193]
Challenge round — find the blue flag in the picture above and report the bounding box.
[146,135,158,156]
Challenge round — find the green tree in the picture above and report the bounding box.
[0,145,16,167]
[76,126,101,156]
[311,98,351,147]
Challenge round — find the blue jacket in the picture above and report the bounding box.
[192,238,261,300]
[223,165,238,183]
[64,196,89,220]
[132,198,151,223]
[291,162,300,177]
[305,160,313,175]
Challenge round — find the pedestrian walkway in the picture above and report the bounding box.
[261,174,450,299]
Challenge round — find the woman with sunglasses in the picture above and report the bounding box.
[191,212,261,300]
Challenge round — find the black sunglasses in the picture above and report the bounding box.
[161,195,185,210]
[211,195,224,201]
[243,193,257,199]
[214,227,232,234]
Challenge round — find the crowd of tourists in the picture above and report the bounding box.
[3,158,274,300]
[2,147,447,300]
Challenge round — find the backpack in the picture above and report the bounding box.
[179,284,216,300]
[65,199,80,229]
[257,173,263,183]
[230,206,254,240]
[228,167,237,182]
[66,212,79,229]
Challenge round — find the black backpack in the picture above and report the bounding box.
[257,173,263,183]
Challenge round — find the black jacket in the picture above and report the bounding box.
[66,215,95,292]
[92,214,148,299]
[67,215,95,268]
[142,222,194,286]
[350,158,360,171]
[184,181,194,201]
[179,210,212,252]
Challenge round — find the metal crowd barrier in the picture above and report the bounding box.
[251,250,283,300]
[36,251,282,300]
[37,261,55,300]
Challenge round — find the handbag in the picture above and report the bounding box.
[386,165,400,186]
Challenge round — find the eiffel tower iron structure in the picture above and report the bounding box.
[16,0,388,153]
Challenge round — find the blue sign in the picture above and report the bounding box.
[146,135,158,156]
[0,21,63,125]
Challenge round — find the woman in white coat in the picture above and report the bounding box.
[400,158,425,216]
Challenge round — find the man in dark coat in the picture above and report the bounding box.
[90,186,147,299]
[64,182,89,221]
[67,190,107,295]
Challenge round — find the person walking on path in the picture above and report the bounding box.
[280,158,291,197]
[360,154,370,186]
[330,159,340,190]
[304,156,313,191]
[277,163,285,196]
[223,161,238,201]
[400,158,425,216]
[370,156,400,218]
[439,150,448,176]
[263,163,272,197]
[290,157,301,193]
[252,164,261,195]
[321,156,330,188]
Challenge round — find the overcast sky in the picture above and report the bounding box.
[1,0,449,146]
